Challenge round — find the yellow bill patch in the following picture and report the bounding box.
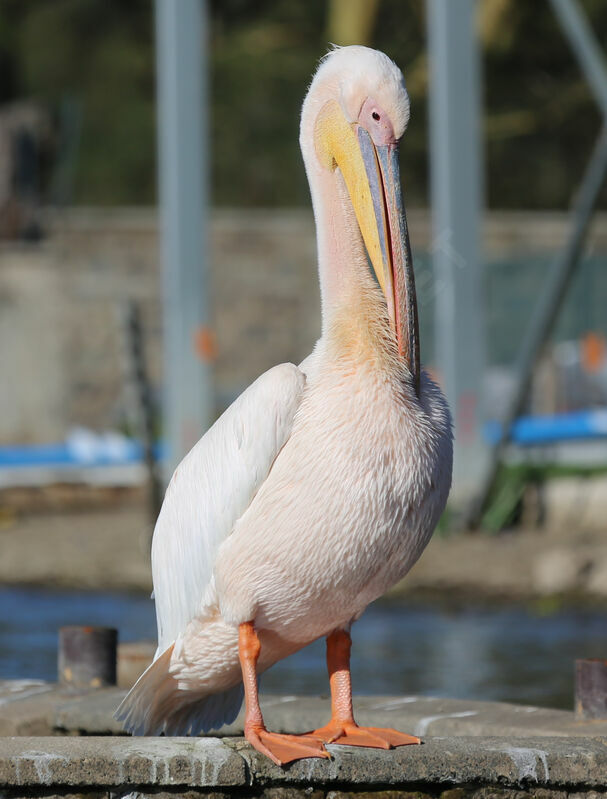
[314,100,389,298]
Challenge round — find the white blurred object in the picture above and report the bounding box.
[66,427,135,464]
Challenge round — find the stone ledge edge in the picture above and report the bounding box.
[1,736,606,791]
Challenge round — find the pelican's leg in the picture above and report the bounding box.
[238,621,329,765]
[309,628,421,748]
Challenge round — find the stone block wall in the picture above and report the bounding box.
[1,207,606,444]
[0,208,321,443]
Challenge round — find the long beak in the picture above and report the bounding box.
[313,99,420,395]
[357,129,420,396]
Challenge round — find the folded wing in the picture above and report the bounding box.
[151,362,306,656]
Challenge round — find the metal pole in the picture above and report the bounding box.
[427,0,486,505]
[58,626,117,690]
[549,0,607,118]
[575,658,607,720]
[466,127,607,528]
[124,300,163,527]
[155,0,213,480]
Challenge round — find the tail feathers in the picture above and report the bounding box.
[114,644,244,736]
[163,682,244,735]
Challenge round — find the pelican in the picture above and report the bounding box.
[116,45,452,765]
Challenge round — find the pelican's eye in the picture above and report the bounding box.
[372,111,380,121]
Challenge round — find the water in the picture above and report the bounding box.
[1,585,605,710]
[0,586,156,682]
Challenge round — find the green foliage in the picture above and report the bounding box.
[481,464,528,533]
[482,0,607,210]
[481,460,607,533]
[1,0,155,204]
[1,0,606,207]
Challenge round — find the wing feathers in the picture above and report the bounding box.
[151,363,306,654]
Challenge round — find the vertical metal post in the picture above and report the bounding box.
[124,300,163,527]
[549,0,607,117]
[155,0,212,480]
[575,658,607,720]
[427,0,486,504]
[58,627,117,690]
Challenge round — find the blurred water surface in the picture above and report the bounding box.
[1,585,604,710]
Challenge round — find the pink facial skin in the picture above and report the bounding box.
[358,97,397,146]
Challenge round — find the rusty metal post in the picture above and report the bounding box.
[117,641,155,689]
[575,658,607,719]
[58,626,117,690]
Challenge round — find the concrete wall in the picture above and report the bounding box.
[1,207,607,444]
[0,208,320,443]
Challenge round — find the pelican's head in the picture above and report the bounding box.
[301,46,419,394]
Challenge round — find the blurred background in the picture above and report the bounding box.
[1,0,607,711]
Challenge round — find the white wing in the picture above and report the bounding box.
[151,362,306,656]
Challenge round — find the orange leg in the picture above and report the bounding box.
[309,628,421,749]
[238,621,329,765]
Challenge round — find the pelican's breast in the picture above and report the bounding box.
[214,352,451,641]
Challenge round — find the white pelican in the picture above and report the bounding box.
[117,45,452,765]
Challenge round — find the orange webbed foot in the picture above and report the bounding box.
[245,725,331,766]
[309,720,421,749]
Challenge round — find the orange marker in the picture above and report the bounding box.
[194,326,217,362]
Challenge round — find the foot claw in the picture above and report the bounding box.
[246,727,330,765]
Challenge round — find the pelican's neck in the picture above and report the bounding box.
[310,166,371,336]
[306,163,398,376]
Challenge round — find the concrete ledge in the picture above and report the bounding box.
[4,681,607,740]
[3,685,607,795]
[1,735,607,795]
